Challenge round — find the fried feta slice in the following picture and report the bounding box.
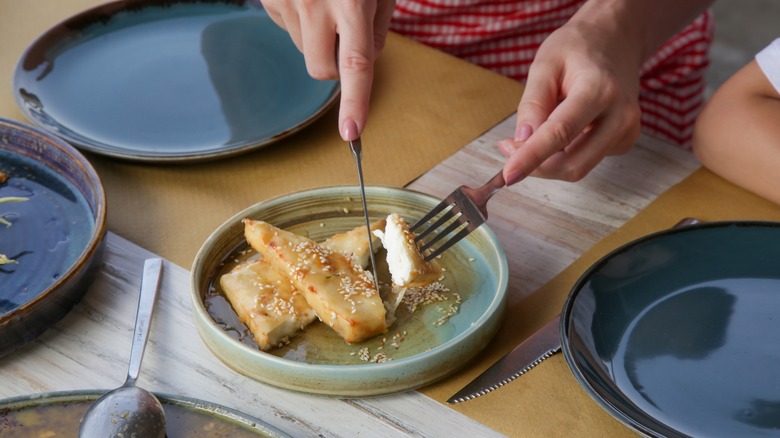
[220,259,316,351]
[243,219,387,343]
[373,213,442,288]
[321,219,386,269]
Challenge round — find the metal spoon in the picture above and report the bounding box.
[79,258,166,438]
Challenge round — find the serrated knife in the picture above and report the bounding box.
[348,137,381,288]
[447,315,561,404]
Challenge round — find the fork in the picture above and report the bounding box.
[411,170,506,261]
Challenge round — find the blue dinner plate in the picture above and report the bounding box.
[561,221,780,437]
[13,0,339,162]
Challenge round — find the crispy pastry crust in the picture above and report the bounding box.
[243,219,387,343]
[220,259,316,351]
[321,219,386,269]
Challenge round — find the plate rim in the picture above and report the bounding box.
[0,388,290,437]
[190,185,509,396]
[560,220,780,437]
[12,0,340,163]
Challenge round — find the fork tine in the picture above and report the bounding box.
[415,205,460,242]
[410,196,455,232]
[414,170,506,260]
[423,227,471,262]
[418,215,467,253]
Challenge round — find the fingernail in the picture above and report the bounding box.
[497,140,513,157]
[341,119,359,141]
[505,168,526,186]
[515,124,532,142]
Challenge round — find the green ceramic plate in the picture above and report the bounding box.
[191,186,508,396]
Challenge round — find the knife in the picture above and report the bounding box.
[447,316,561,404]
[348,137,381,290]
[447,217,702,404]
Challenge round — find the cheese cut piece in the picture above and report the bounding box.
[321,219,386,269]
[220,259,316,351]
[373,213,442,288]
[243,219,387,343]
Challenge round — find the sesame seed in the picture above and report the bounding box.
[371,352,392,363]
[401,281,450,312]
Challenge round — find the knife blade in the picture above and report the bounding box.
[348,137,381,290]
[447,315,561,404]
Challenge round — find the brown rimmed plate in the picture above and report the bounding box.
[13,0,339,162]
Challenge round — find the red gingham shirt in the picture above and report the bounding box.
[390,0,714,147]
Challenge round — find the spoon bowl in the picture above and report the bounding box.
[79,258,166,437]
[82,386,166,437]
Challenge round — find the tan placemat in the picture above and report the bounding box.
[0,1,523,268]
[420,167,780,437]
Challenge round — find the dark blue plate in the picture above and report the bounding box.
[562,221,780,437]
[13,0,339,162]
[0,118,106,357]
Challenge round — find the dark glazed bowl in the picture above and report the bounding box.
[0,389,290,437]
[0,118,106,357]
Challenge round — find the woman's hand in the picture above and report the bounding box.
[261,0,396,141]
[499,12,643,185]
[499,0,712,185]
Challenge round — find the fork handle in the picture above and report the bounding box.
[480,170,505,199]
[466,170,505,219]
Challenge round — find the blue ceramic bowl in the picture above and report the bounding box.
[0,118,106,357]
